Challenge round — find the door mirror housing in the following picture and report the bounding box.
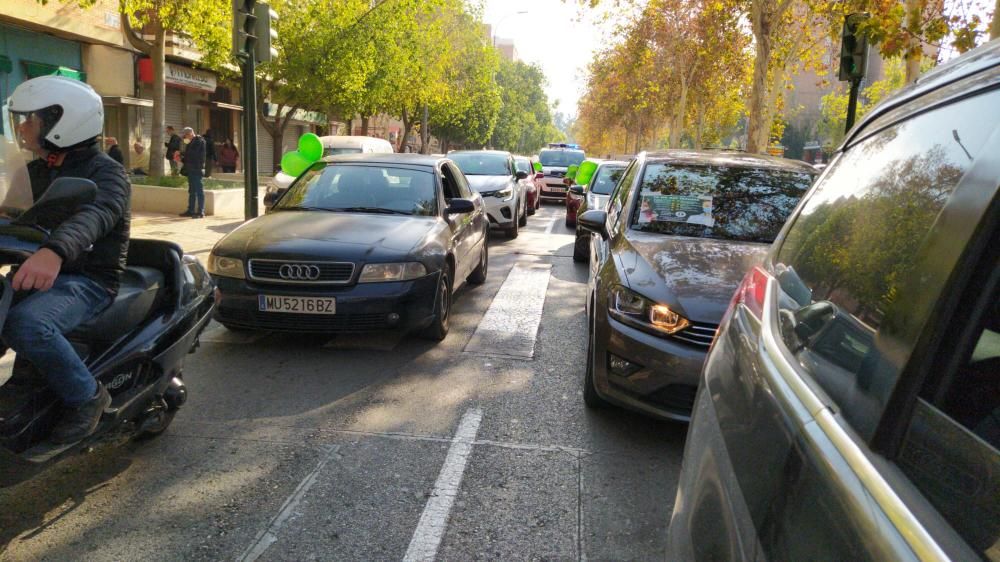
[445,198,475,214]
[578,209,609,240]
[16,177,97,226]
[515,170,528,180]
[569,185,585,196]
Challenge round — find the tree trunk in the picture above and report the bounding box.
[694,105,705,149]
[746,30,772,153]
[258,101,295,175]
[361,115,370,136]
[150,24,167,177]
[398,108,412,153]
[633,118,642,154]
[992,0,1000,39]
[419,104,430,154]
[669,72,691,148]
[904,0,924,84]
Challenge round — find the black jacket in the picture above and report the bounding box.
[182,136,206,175]
[107,144,124,165]
[27,144,131,294]
[165,134,181,159]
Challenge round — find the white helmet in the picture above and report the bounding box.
[7,75,104,150]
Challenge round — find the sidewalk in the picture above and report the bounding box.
[131,211,247,258]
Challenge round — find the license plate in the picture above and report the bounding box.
[258,295,336,315]
[546,186,567,192]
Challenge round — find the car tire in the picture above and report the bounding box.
[584,306,607,408]
[519,201,528,226]
[422,267,452,341]
[573,232,589,263]
[467,238,488,285]
[527,199,536,216]
[565,216,575,228]
[507,215,519,239]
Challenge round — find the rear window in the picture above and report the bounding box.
[450,152,510,176]
[590,165,625,195]
[629,163,813,243]
[514,157,531,173]
[539,150,585,167]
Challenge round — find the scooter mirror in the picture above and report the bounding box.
[16,177,98,226]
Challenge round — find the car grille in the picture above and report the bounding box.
[217,307,388,332]
[248,259,355,285]
[548,171,566,178]
[669,321,719,349]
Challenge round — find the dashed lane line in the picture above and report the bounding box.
[463,264,552,359]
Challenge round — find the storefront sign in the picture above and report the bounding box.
[263,103,327,126]
[138,58,216,93]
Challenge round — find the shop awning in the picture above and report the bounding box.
[102,96,154,107]
[23,61,86,82]
[0,55,12,74]
[202,101,243,112]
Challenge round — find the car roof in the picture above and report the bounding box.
[449,149,511,156]
[845,38,1000,147]
[322,153,445,167]
[640,149,817,174]
[317,135,393,149]
[597,160,628,168]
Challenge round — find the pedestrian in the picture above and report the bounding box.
[129,140,149,175]
[218,138,239,173]
[203,128,216,177]
[104,136,124,165]
[165,126,182,176]
[179,127,206,218]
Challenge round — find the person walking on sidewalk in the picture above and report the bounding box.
[165,126,182,176]
[218,139,239,173]
[179,127,206,218]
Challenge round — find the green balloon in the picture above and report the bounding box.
[576,160,598,186]
[298,133,324,162]
[566,164,579,180]
[281,151,311,177]
[532,161,543,173]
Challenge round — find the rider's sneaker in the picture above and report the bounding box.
[49,384,111,444]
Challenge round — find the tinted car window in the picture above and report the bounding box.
[323,147,363,157]
[275,164,437,216]
[608,160,638,231]
[514,157,531,174]
[774,88,1000,439]
[590,165,625,195]
[538,149,585,167]
[446,162,473,198]
[629,163,813,243]
[450,153,510,176]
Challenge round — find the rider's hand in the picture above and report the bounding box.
[12,248,63,292]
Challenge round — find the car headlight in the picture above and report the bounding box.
[207,254,246,279]
[609,285,690,335]
[358,262,428,283]
[496,187,513,200]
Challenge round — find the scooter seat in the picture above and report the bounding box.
[71,266,165,341]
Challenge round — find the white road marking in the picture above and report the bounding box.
[544,216,558,235]
[238,444,341,562]
[464,264,552,359]
[403,407,484,562]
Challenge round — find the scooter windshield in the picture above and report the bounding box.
[0,136,33,218]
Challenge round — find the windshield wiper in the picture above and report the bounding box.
[277,205,337,212]
[333,207,412,215]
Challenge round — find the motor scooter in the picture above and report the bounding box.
[0,151,214,486]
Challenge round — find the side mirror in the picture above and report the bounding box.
[793,301,836,346]
[515,170,528,180]
[445,198,475,214]
[569,185,585,196]
[578,209,609,240]
[16,177,97,225]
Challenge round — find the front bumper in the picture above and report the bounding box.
[540,181,568,200]
[592,311,706,421]
[482,197,517,228]
[212,272,439,333]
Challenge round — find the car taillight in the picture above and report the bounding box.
[730,266,771,321]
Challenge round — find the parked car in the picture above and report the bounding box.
[449,150,528,238]
[571,160,627,262]
[577,150,816,420]
[667,41,1000,561]
[208,153,489,341]
[537,145,586,202]
[514,156,541,215]
[564,158,602,228]
[266,136,394,207]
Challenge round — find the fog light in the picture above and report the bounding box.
[608,353,641,376]
[387,312,401,325]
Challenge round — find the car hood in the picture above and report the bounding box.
[214,210,440,261]
[619,232,769,324]
[466,175,513,193]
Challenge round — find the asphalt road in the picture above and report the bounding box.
[0,205,687,561]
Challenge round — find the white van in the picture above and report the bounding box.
[266,136,395,205]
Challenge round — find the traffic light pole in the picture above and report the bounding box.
[241,50,259,220]
[845,77,861,133]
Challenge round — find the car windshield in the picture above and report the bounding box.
[539,149,585,167]
[514,157,531,174]
[274,164,437,216]
[589,165,625,195]
[449,152,510,176]
[630,163,814,243]
[323,147,363,157]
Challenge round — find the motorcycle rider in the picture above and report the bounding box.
[2,76,130,444]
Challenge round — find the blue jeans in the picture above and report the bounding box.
[187,172,205,214]
[2,274,111,406]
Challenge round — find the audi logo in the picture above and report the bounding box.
[278,264,322,280]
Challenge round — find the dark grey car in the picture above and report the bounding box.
[667,40,1000,560]
[578,151,815,421]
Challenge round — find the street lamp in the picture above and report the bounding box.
[492,10,528,47]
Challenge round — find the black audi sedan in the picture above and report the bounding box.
[207,154,489,340]
[578,150,815,420]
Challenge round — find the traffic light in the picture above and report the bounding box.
[253,3,278,63]
[232,0,258,58]
[839,13,870,82]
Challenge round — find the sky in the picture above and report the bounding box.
[481,0,622,117]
